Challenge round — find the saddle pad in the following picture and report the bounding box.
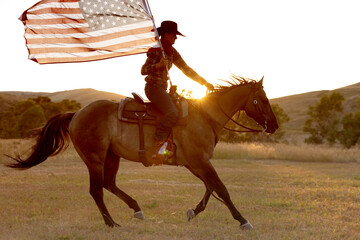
[118,97,188,125]
[118,98,159,123]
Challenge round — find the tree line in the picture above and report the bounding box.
[0,96,81,138]
[303,92,360,148]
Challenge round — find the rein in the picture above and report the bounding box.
[218,102,264,133]
[215,85,266,133]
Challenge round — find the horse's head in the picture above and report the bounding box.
[244,77,279,134]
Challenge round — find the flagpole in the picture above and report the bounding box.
[143,0,163,54]
[143,0,172,85]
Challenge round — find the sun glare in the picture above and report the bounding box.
[177,83,208,99]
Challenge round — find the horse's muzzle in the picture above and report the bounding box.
[263,119,279,134]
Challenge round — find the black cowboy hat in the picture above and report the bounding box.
[157,21,185,37]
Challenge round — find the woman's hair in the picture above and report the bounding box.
[157,29,165,38]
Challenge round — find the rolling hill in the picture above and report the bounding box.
[270,82,360,140]
[0,88,126,110]
[1,82,359,142]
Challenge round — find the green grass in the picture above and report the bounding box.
[0,140,359,239]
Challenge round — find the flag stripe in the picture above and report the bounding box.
[27,2,80,12]
[26,13,84,19]
[32,47,155,64]
[27,23,89,29]
[25,21,154,38]
[26,26,153,44]
[30,0,79,5]
[29,37,155,54]
[25,27,89,34]
[26,18,87,25]
[31,47,157,60]
[28,32,155,50]
[27,8,82,15]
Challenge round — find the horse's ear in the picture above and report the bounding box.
[259,76,264,85]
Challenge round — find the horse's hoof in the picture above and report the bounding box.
[106,221,121,227]
[240,221,253,230]
[134,211,145,220]
[186,209,195,222]
[103,214,120,227]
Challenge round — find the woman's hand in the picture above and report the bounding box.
[155,57,169,70]
[205,82,214,91]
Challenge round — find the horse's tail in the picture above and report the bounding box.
[7,112,75,170]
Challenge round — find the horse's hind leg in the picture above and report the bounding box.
[103,151,144,219]
[86,158,120,227]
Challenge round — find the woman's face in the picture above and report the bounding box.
[163,33,177,45]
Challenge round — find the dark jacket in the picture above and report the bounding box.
[141,47,207,89]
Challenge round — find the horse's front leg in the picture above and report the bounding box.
[187,188,212,221]
[192,161,253,230]
[185,166,213,221]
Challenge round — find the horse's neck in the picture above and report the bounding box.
[202,85,251,132]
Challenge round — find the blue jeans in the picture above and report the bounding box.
[145,82,178,141]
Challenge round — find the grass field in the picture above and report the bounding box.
[0,140,359,239]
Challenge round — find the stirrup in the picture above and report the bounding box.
[152,141,174,159]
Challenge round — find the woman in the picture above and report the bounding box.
[141,20,214,159]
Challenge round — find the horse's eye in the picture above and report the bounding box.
[253,100,258,105]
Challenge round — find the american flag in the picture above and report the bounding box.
[20,0,160,64]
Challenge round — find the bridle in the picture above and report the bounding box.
[215,84,267,133]
[219,104,265,133]
[193,83,268,145]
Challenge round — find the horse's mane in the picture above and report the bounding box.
[209,75,258,96]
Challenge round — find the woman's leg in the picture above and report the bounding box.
[145,83,178,141]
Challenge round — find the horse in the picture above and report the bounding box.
[7,76,278,230]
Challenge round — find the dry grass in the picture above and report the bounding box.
[0,139,359,239]
[213,142,360,163]
[2,139,359,165]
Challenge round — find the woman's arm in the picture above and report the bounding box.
[141,51,162,75]
[173,49,214,89]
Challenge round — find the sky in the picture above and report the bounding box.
[1,0,360,100]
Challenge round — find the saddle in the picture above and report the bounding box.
[118,92,188,167]
[119,92,188,125]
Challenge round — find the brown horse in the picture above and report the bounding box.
[7,76,278,230]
